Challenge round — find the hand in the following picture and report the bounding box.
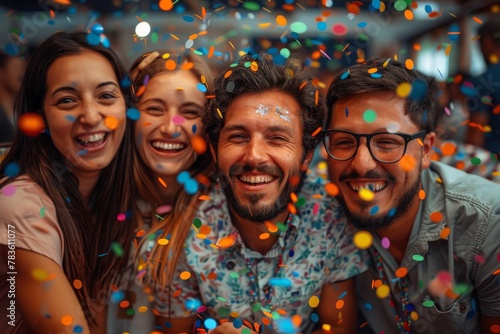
[207,322,258,334]
[130,51,160,81]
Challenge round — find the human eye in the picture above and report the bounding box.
[181,109,202,119]
[373,135,403,150]
[331,135,356,149]
[227,133,247,142]
[141,105,163,115]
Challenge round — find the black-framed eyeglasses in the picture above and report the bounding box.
[321,129,427,164]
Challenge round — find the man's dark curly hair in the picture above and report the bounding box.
[204,53,325,157]
[326,58,438,134]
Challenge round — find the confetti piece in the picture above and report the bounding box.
[73,279,82,289]
[61,315,73,326]
[353,230,373,249]
[440,227,450,239]
[32,268,49,281]
[325,183,339,196]
[363,109,377,123]
[158,238,169,245]
[336,300,345,309]
[395,267,408,278]
[180,271,191,280]
[111,242,124,257]
[381,237,390,249]
[157,177,167,188]
[18,113,45,136]
[399,154,416,172]
[430,211,443,222]
[412,254,424,262]
[309,295,320,308]
[358,188,374,201]
[376,284,390,298]
[419,189,426,200]
[396,82,412,98]
[191,135,207,154]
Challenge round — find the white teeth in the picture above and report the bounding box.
[240,175,273,184]
[152,141,186,150]
[76,133,105,143]
[351,183,385,192]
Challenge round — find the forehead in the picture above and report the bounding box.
[224,90,301,126]
[330,91,416,131]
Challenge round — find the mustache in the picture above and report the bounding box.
[228,164,284,179]
[339,170,395,183]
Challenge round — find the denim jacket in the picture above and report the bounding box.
[356,161,500,334]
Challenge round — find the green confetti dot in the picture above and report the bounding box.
[242,1,261,11]
[470,157,481,165]
[363,109,377,123]
[280,48,291,58]
[412,254,424,262]
[394,0,408,11]
[217,296,227,302]
[251,303,262,312]
[454,283,472,295]
[276,222,288,232]
[40,207,46,218]
[290,21,308,34]
[217,307,230,318]
[295,197,307,208]
[151,32,158,43]
[229,272,239,279]
[422,300,435,307]
[243,61,252,68]
[111,242,124,257]
[242,329,252,334]
[193,218,202,228]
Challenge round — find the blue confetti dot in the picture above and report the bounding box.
[388,207,397,217]
[185,298,201,310]
[4,43,19,56]
[91,23,104,35]
[317,21,327,31]
[196,83,207,92]
[370,73,382,78]
[267,47,278,55]
[369,206,379,215]
[339,291,347,299]
[269,277,292,287]
[100,35,111,48]
[77,150,88,156]
[172,132,181,138]
[424,4,432,13]
[276,318,297,334]
[110,290,125,303]
[233,318,243,328]
[86,33,101,46]
[292,271,300,277]
[121,76,131,88]
[372,0,381,9]
[358,22,367,28]
[345,107,349,117]
[192,124,197,134]
[127,108,140,120]
[289,249,295,257]
[409,78,428,101]
[177,171,190,184]
[183,15,194,22]
[340,70,350,80]
[310,312,319,323]
[4,162,20,177]
[65,115,76,122]
[363,302,373,311]
[72,325,84,333]
[184,178,199,195]
[204,318,217,330]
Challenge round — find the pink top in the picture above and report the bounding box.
[0,175,63,333]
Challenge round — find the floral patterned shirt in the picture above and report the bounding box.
[149,172,367,333]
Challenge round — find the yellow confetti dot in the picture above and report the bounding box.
[308,295,320,308]
[104,116,119,130]
[358,188,374,201]
[73,279,82,289]
[396,82,412,98]
[32,268,48,281]
[61,315,73,326]
[410,311,419,321]
[376,284,391,298]
[180,271,191,280]
[368,68,378,74]
[158,238,169,245]
[276,15,287,26]
[250,61,259,72]
[395,267,408,278]
[322,324,332,331]
[353,230,373,249]
[138,306,148,313]
[230,311,240,318]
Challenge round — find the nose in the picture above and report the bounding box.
[243,137,268,165]
[159,112,178,136]
[78,100,102,127]
[350,139,377,175]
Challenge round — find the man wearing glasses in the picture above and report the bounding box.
[323,59,500,334]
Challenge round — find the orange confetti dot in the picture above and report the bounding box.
[373,279,383,288]
[491,325,500,334]
[104,116,119,130]
[276,15,287,26]
[136,230,146,237]
[335,300,345,309]
[259,232,270,240]
[399,154,416,172]
[419,189,426,200]
[472,16,483,24]
[224,70,232,79]
[181,62,194,70]
[413,43,421,51]
[430,211,443,223]
[191,135,207,154]
[18,113,45,136]
[405,59,414,70]
[119,300,130,308]
[73,279,82,289]
[455,161,465,170]
[290,192,298,203]
[217,234,236,248]
[440,142,456,156]
[262,318,271,326]
[199,225,212,235]
[159,0,174,11]
[287,202,297,215]
[395,267,408,278]
[198,195,211,201]
[493,105,500,115]
[404,10,414,20]
[440,227,451,239]
[346,3,361,14]
[368,68,378,74]
[179,271,191,280]
[61,315,73,326]
[207,272,218,280]
[250,61,259,72]
[165,59,176,70]
[136,85,146,97]
[157,177,167,188]
[291,314,302,327]
[325,182,339,196]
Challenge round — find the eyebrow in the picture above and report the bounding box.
[222,124,295,136]
[140,98,204,109]
[50,81,119,97]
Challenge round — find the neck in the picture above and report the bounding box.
[156,175,182,205]
[74,170,101,203]
[231,210,289,255]
[377,200,420,264]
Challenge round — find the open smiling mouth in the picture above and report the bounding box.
[238,175,276,185]
[75,132,109,147]
[151,141,187,152]
[347,181,388,193]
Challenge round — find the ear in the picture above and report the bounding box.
[300,150,314,172]
[421,132,436,169]
[209,142,217,164]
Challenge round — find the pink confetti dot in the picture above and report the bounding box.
[117,213,126,221]
[2,185,16,197]
[381,237,390,249]
[172,115,186,124]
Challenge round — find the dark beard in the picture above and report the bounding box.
[338,170,422,231]
[217,163,296,223]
